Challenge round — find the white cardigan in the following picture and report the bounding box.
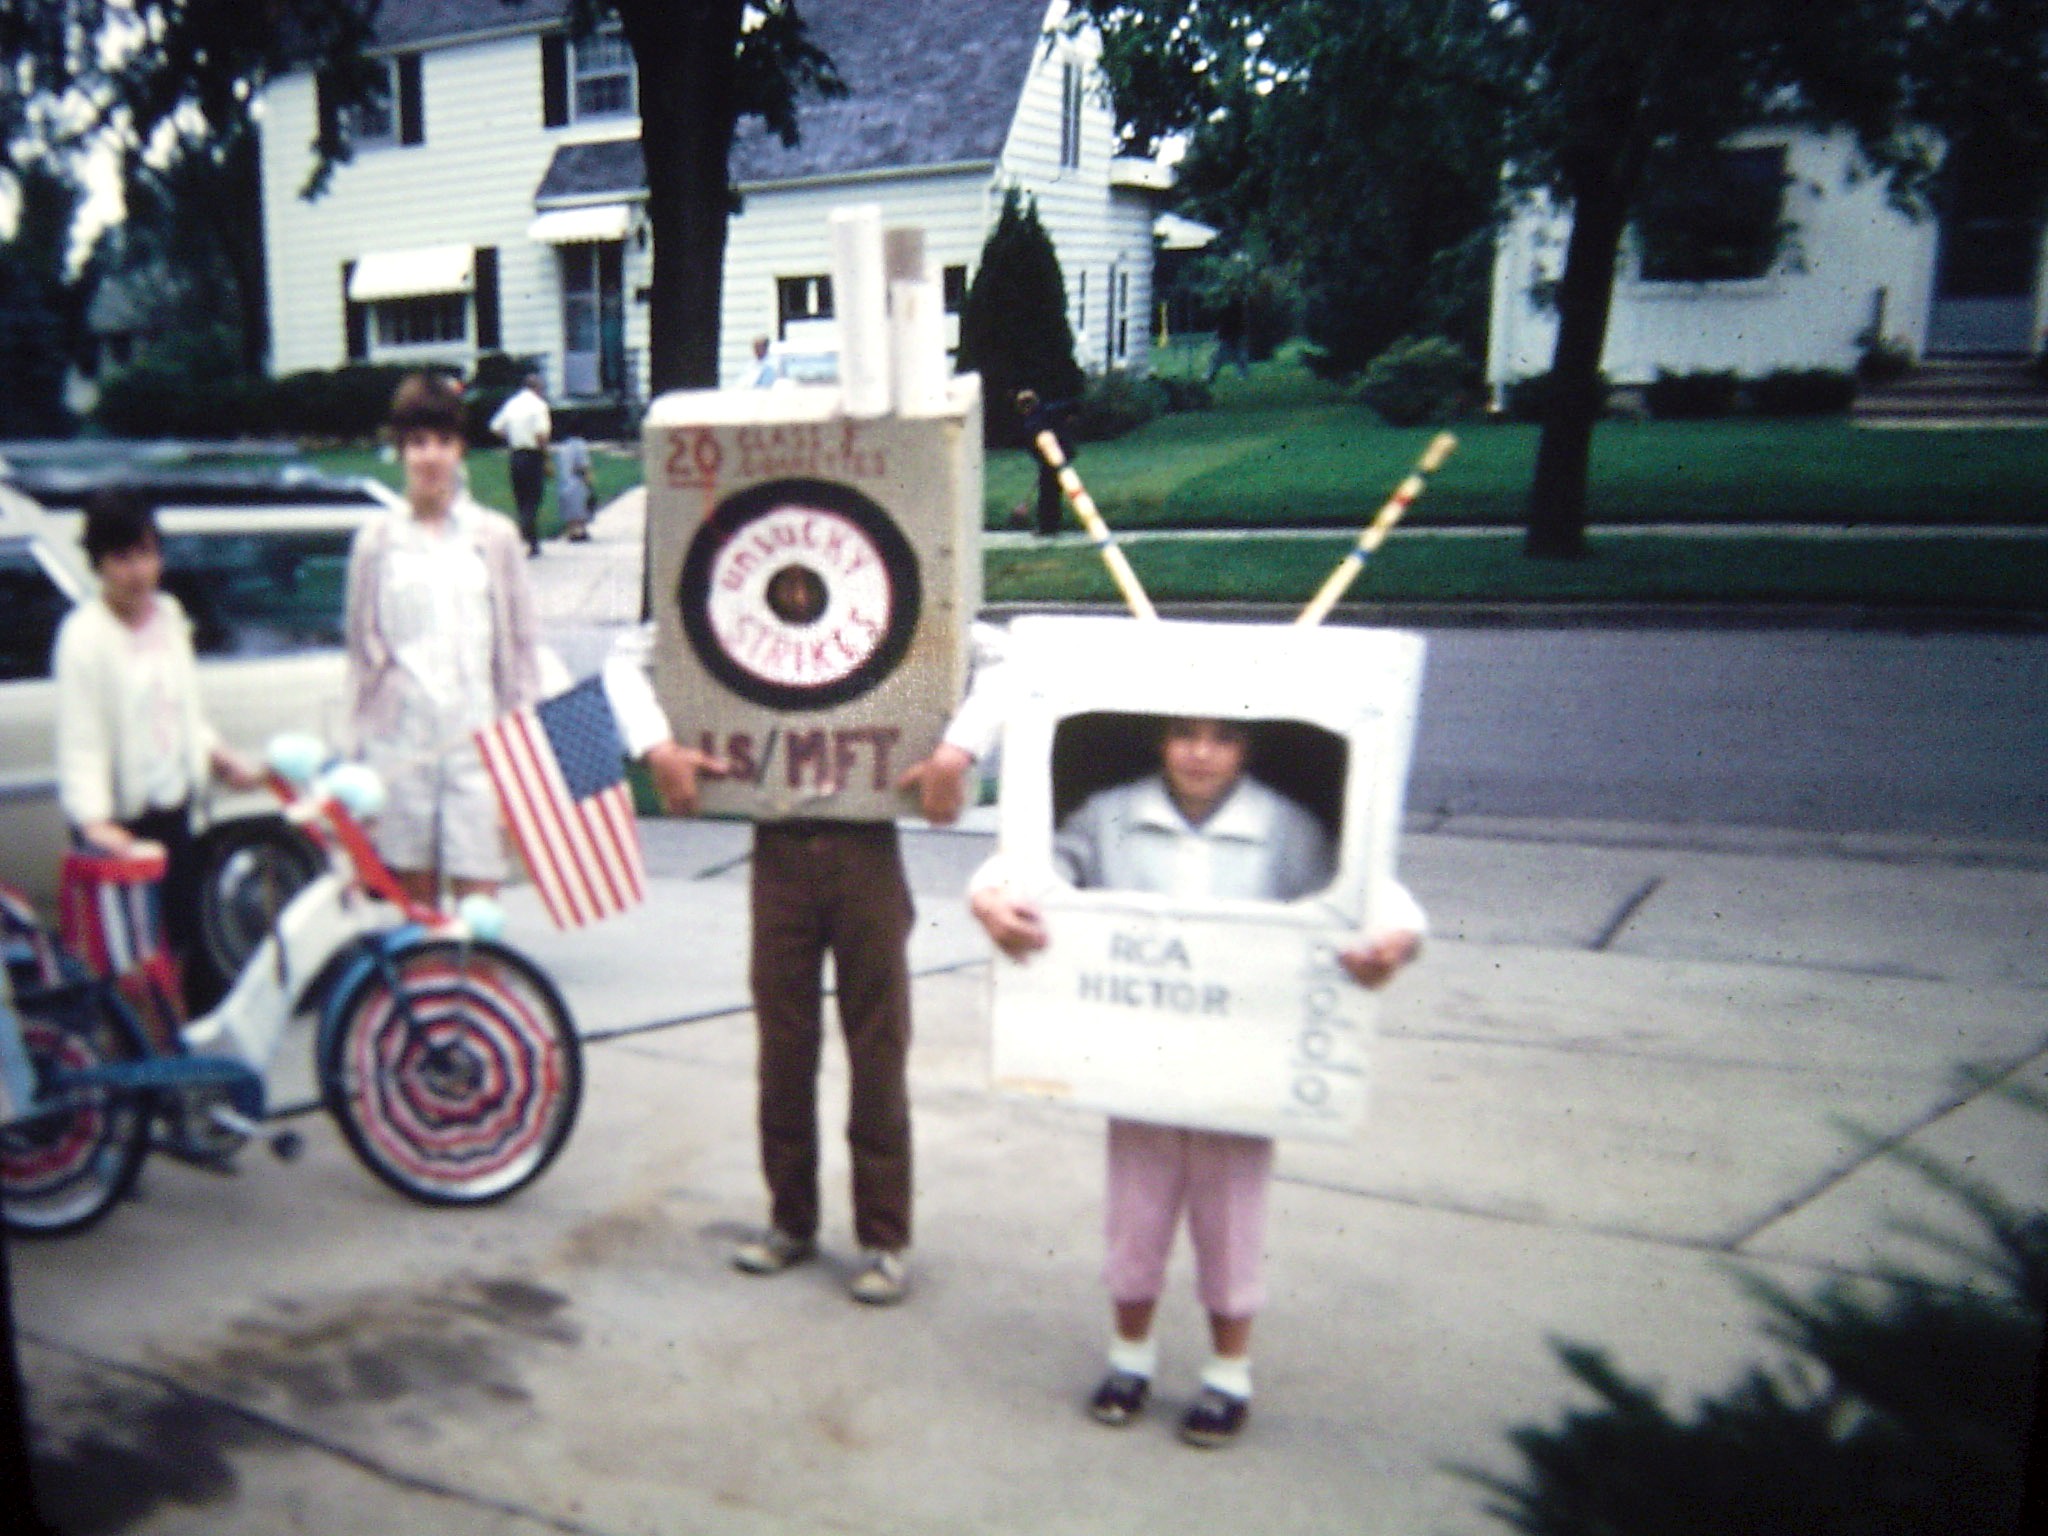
[52,594,220,826]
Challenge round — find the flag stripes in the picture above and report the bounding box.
[476,680,646,930]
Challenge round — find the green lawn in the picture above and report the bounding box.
[298,346,2048,612]
[986,412,2048,532]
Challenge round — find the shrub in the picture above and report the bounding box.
[1356,336,1479,427]
[957,188,1085,447]
[257,364,414,441]
[550,400,638,442]
[1154,375,1213,414]
[1748,368,1857,417]
[1644,368,1741,419]
[93,328,257,439]
[1069,371,1164,443]
[1499,369,1611,425]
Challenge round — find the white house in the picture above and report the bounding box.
[1487,127,2048,391]
[258,0,1164,399]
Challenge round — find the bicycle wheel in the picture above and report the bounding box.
[195,818,323,1001]
[1,1000,151,1237]
[323,940,581,1205]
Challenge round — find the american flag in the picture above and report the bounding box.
[476,677,647,929]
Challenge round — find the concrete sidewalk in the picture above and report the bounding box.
[13,815,2047,1535]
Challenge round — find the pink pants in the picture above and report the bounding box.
[1103,1117,1276,1318]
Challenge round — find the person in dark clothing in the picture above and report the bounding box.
[1011,389,1077,538]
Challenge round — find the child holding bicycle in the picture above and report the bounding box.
[53,488,264,995]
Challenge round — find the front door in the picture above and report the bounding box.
[1926,143,2042,357]
[561,242,625,397]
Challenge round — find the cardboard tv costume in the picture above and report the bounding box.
[642,208,982,821]
[987,616,1426,1144]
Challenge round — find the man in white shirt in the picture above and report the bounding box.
[488,372,552,556]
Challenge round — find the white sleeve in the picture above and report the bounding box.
[600,623,677,759]
[1371,876,1428,940]
[939,620,1010,761]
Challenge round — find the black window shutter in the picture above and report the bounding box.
[473,247,501,350]
[316,72,340,150]
[342,262,368,361]
[541,35,569,127]
[397,54,424,146]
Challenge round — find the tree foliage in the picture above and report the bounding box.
[957,187,1084,444]
[1077,0,1506,377]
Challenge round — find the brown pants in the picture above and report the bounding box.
[749,821,916,1252]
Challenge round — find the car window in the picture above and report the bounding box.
[0,543,71,682]
[159,529,354,657]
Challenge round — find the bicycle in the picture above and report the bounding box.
[0,739,583,1236]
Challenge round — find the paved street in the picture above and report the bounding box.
[11,490,2047,1533]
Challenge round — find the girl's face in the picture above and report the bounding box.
[400,427,465,515]
[96,537,163,623]
[1161,717,1249,825]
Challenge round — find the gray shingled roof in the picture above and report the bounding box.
[370,0,1054,191]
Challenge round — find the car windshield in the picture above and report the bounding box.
[159,529,354,656]
[0,544,71,682]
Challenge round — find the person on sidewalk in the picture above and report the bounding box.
[601,624,1007,1307]
[53,488,265,1007]
[969,716,1424,1448]
[552,434,594,543]
[347,372,541,907]
[489,372,552,556]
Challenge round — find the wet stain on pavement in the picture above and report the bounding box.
[31,1387,266,1535]
[29,1273,580,1533]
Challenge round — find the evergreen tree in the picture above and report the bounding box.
[957,188,1084,445]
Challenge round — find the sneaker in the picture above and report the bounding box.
[1178,1386,1250,1448]
[848,1248,909,1305]
[731,1229,814,1275]
[1088,1370,1150,1426]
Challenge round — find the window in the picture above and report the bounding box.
[158,530,357,657]
[346,61,396,146]
[776,274,834,337]
[373,294,468,348]
[573,25,635,120]
[942,264,968,313]
[1058,60,1083,169]
[0,544,70,682]
[323,54,422,149]
[1635,146,1787,283]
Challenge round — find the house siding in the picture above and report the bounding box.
[264,32,651,390]
[1487,130,1941,388]
[262,4,1159,398]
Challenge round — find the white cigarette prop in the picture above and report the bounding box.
[1294,431,1457,627]
[1031,428,1158,621]
[830,205,890,416]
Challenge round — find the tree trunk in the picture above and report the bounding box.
[220,132,270,375]
[1525,167,1634,559]
[623,1,746,395]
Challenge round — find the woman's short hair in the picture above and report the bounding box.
[388,371,466,440]
[80,486,159,566]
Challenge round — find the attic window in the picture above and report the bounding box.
[574,25,636,120]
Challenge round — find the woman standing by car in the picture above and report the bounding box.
[345,371,540,905]
[53,488,264,990]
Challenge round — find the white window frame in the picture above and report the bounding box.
[372,293,469,350]
[572,24,636,122]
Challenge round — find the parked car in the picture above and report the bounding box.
[0,454,400,993]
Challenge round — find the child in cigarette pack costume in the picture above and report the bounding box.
[968,616,1427,1448]
[607,210,995,1308]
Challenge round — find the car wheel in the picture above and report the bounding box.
[195,819,323,1000]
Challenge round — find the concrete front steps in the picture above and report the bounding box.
[1854,355,2048,428]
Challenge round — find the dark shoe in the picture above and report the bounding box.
[1089,1370,1150,1426]
[1179,1386,1249,1448]
[732,1229,814,1275]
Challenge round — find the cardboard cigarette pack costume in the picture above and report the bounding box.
[621,209,980,1266]
[981,615,1427,1143]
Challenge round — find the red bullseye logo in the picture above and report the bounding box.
[680,479,921,711]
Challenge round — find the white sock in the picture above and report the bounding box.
[1108,1333,1157,1380]
[1200,1353,1253,1402]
